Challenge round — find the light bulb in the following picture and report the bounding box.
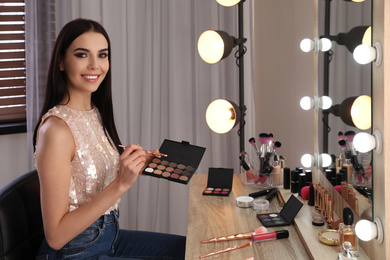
[356,218,383,243]
[319,38,332,52]
[301,154,314,168]
[300,38,314,53]
[320,153,332,167]
[353,42,382,66]
[300,96,313,110]
[205,99,239,134]
[353,130,382,154]
[198,30,225,64]
[216,0,241,6]
[300,96,332,110]
[351,95,371,130]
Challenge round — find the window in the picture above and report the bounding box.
[0,0,26,134]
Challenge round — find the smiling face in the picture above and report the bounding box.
[60,31,109,99]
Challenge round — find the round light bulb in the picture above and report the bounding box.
[319,96,333,110]
[198,30,225,64]
[205,99,238,134]
[301,154,314,168]
[353,132,375,153]
[320,153,332,167]
[300,96,313,110]
[351,95,371,130]
[356,220,377,241]
[300,38,314,52]
[216,0,241,6]
[319,38,332,52]
[353,44,376,65]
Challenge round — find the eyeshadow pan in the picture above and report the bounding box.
[179,176,188,181]
[177,164,186,169]
[182,171,192,176]
[204,190,212,194]
[174,169,183,174]
[171,173,180,179]
[186,166,195,172]
[148,163,157,168]
[157,165,166,170]
[269,214,278,217]
[222,188,230,192]
[145,168,154,173]
[154,170,162,175]
[169,162,178,168]
[161,160,169,166]
[162,172,171,178]
[166,167,174,172]
[152,158,161,163]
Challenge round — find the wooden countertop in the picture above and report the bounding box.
[185,174,310,260]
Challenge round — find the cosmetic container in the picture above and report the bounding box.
[298,173,306,196]
[252,230,289,243]
[339,208,358,255]
[290,170,299,193]
[283,167,290,189]
[337,241,357,260]
[305,170,312,186]
[308,182,315,206]
[345,159,353,183]
[312,210,325,226]
[271,161,282,186]
[252,198,269,212]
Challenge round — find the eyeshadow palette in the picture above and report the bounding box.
[202,167,234,196]
[142,139,206,184]
[256,194,303,227]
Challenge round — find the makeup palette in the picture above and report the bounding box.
[142,139,206,184]
[202,167,234,196]
[256,194,303,227]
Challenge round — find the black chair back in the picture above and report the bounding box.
[0,170,44,260]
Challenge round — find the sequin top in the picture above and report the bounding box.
[38,105,120,214]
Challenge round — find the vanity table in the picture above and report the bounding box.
[185,174,370,260]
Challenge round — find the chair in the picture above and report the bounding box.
[0,170,44,260]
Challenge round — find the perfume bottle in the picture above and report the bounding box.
[337,241,357,260]
[339,207,358,256]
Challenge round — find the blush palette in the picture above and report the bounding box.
[256,194,303,227]
[202,167,234,196]
[142,139,206,184]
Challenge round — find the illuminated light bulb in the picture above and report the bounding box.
[353,130,382,154]
[353,42,382,66]
[198,31,225,64]
[206,99,240,134]
[301,154,315,168]
[216,0,241,7]
[300,153,331,168]
[300,38,332,53]
[300,96,333,110]
[300,96,313,110]
[351,95,371,130]
[356,218,383,243]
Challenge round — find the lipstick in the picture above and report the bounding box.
[252,230,289,243]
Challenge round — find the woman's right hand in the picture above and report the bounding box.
[118,144,146,190]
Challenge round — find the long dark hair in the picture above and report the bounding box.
[33,18,123,154]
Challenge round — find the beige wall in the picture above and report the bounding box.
[253,0,316,171]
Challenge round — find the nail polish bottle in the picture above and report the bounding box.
[339,207,358,255]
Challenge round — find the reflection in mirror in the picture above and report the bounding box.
[317,0,372,217]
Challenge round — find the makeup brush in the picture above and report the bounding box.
[248,137,260,156]
[338,139,350,159]
[118,145,168,157]
[259,133,269,158]
[271,141,282,159]
[338,131,345,140]
[344,131,357,155]
[266,133,274,153]
[201,226,267,243]
[199,241,252,258]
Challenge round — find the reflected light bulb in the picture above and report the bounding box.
[353,132,375,153]
[320,153,332,167]
[353,44,375,64]
[300,96,313,110]
[351,95,371,130]
[300,38,314,53]
[319,96,333,110]
[319,38,332,52]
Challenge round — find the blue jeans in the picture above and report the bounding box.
[35,210,186,260]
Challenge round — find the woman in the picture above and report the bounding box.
[33,18,186,260]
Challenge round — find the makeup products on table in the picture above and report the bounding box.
[308,182,315,206]
[201,226,268,243]
[199,241,252,258]
[319,229,339,246]
[142,139,206,184]
[290,170,299,193]
[257,195,303,227]
[283,167,290,189]
[252,199,269,212]
[339,207,358,255]
[236,196,254,208]
[248,188,276,198]
[202,167,233,196]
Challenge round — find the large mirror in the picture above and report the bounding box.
[317,0,372,217]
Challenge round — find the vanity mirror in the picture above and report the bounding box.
[317,0,372,217]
